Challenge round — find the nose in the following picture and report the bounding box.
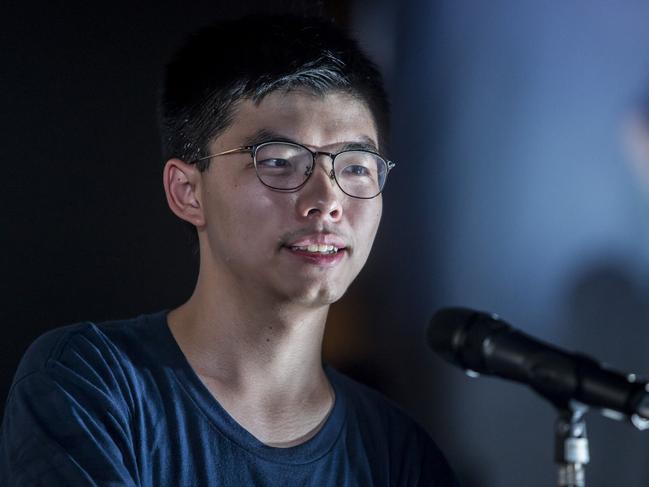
[295,155,343,222]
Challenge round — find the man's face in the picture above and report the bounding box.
[197,90,383,307]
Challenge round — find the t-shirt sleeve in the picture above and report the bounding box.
[328,367,461,486]
[388,417,460,487]
[415,426,461,487]
[0,327,139,486]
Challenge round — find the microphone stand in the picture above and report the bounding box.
[554,403,589,487]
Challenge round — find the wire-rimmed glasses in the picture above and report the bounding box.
[189,141,395,199]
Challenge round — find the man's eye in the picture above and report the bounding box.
[257,158,290,169]
[342,164,371,177]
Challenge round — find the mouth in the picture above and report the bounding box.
[280,234,349,267]
[287,244,344,255]
[282,245,347,266]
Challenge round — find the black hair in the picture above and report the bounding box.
[158,14,389,247]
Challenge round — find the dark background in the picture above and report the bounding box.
[4,1,649,485]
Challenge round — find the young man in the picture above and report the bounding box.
[0,15,459,486]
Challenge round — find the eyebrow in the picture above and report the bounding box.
[241,128,380,153]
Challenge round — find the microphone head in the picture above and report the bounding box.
[428,307,649,424]
[428,307,508,373]
[427,308,476,357]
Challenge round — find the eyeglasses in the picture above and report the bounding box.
[189,141,395,199]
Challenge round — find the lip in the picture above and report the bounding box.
[281,232,349,267]
[282,246,347,267]
[284,233,348,249]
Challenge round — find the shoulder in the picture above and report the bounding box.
[0,314,164,486]
[10,311,168,395]
[327,366,420,431]
[11,321,91,383]
[327,366,460,486]
[3,311,170,445]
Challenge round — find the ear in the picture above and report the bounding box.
[163,158,205,227]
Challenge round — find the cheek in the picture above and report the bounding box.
[371,200,383,234]
[349,200,382,249]
[210,186,294,244]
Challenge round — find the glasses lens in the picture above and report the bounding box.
[254,142,312,190]
[334,151,387,198]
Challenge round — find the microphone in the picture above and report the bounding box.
[427,307,649,425]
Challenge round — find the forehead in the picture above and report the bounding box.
[211,90,379,151]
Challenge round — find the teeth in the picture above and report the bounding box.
[292,244,339,254]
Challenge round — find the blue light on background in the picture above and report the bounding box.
[354,1,649,484]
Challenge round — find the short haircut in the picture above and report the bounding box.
[158,14,389,247]
[159,14,389,166]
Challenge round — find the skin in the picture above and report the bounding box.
[163,90,383,446]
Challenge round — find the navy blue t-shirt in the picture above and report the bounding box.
[0,311,458,486]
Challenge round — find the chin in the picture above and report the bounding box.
[287,282,348,308]
[271,265,360,308]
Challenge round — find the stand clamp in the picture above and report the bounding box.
[555,403,589,487]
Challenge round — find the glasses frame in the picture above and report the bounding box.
[189,140,395,200]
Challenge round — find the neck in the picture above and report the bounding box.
[169,265,330,382]
[167,262,334,445]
